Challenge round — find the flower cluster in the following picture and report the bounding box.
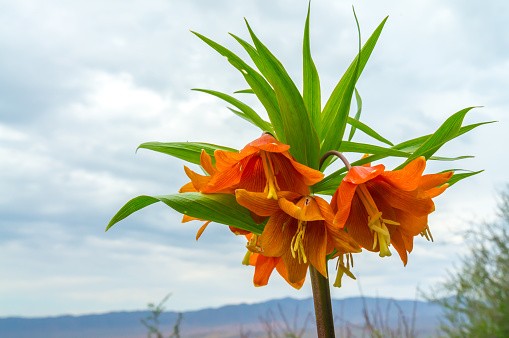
[180,134,450,288]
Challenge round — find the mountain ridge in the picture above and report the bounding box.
[0,296,443,337]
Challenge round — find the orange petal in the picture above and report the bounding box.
[314,196,335,225]
[201,163,243,193]
[228,226,250,236]
[196,221,211,240]
[332,182,357,228]
[344,164,385,184]
[248,134,290,153]
[282,250,309,284]
[281,152,324,186]
[393,208,428,237]
[380,157,426,191]
[253,255,279,287]
[419,171,453,191]
[366,180,435,216]
[182,214,201,223]
[249,252,258,266]
[402,233,414,253]
[272,154,310,196]
[275,258,305,289]
[200,150,216,175]
[179,182,197,193]
[389,229,408,266]
[426,184,449,198]
[343,193,377,252]
[279,197,324,222]
[327,227,362,254]
[303,220,328,278]
[239,156,266,192]
[184,166,211,191]
[259,212,296,257]
[235,189,281,216]
[213,148,252,171]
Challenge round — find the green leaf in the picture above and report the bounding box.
[447,170,484,186]
[245,20,320,169]
[234,89,255,94]
[106,192,265,235]
[229,33,270,80]
[348,88,363,141]
[321,16,388,143]
[192,31,285,142]
[227,107,272,130]
[303,3,321,140]
[137,142,236,165]
[395,107,477,169]
[347,117,393,146]
[320,10,362,169]
[193,88,274,133]
[339,141,409,157]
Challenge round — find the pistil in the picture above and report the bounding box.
[261,152,280,200]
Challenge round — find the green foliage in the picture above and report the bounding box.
[427,188,509,337]
[107,4,488,237]
[106,193,265,235]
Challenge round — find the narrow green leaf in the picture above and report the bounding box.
[347,117,393,146]
[245,20,320,169]
[447,170,484,186]
[193,88,274,133]
[106,192,265,235]
[429,155,474,161]
[348,88,363,141]
[395,107,477,169]
[303,3,321,139]
[320,10,363,169]
[339,141,410,157]
[227,107,272,130]
[191,31,285,142]
[106,195,160,231]
[229,33,270,80]
[137,142,237,165]
[234,89,255,94]
[321,16,388,142]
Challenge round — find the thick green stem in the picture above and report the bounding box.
[310,265,335,337]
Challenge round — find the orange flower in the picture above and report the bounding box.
[201,134,324,198]
[331,157,452,265]
[236,189,361,283]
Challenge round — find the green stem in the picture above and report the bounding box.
[309,265,335,337]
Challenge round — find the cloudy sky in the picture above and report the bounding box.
[1,0,507,317]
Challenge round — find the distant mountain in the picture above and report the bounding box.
[0,297,443,338]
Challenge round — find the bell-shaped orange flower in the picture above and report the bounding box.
[201,134,324,199]
[236,189,361,284]
[331,157,452,265]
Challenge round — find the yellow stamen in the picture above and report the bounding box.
[261,152,279,200]
[420,225,434,242]
[356,184,400,258]
[290,220,307,264]
[246,235,262,254]
[242,249,252,266]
